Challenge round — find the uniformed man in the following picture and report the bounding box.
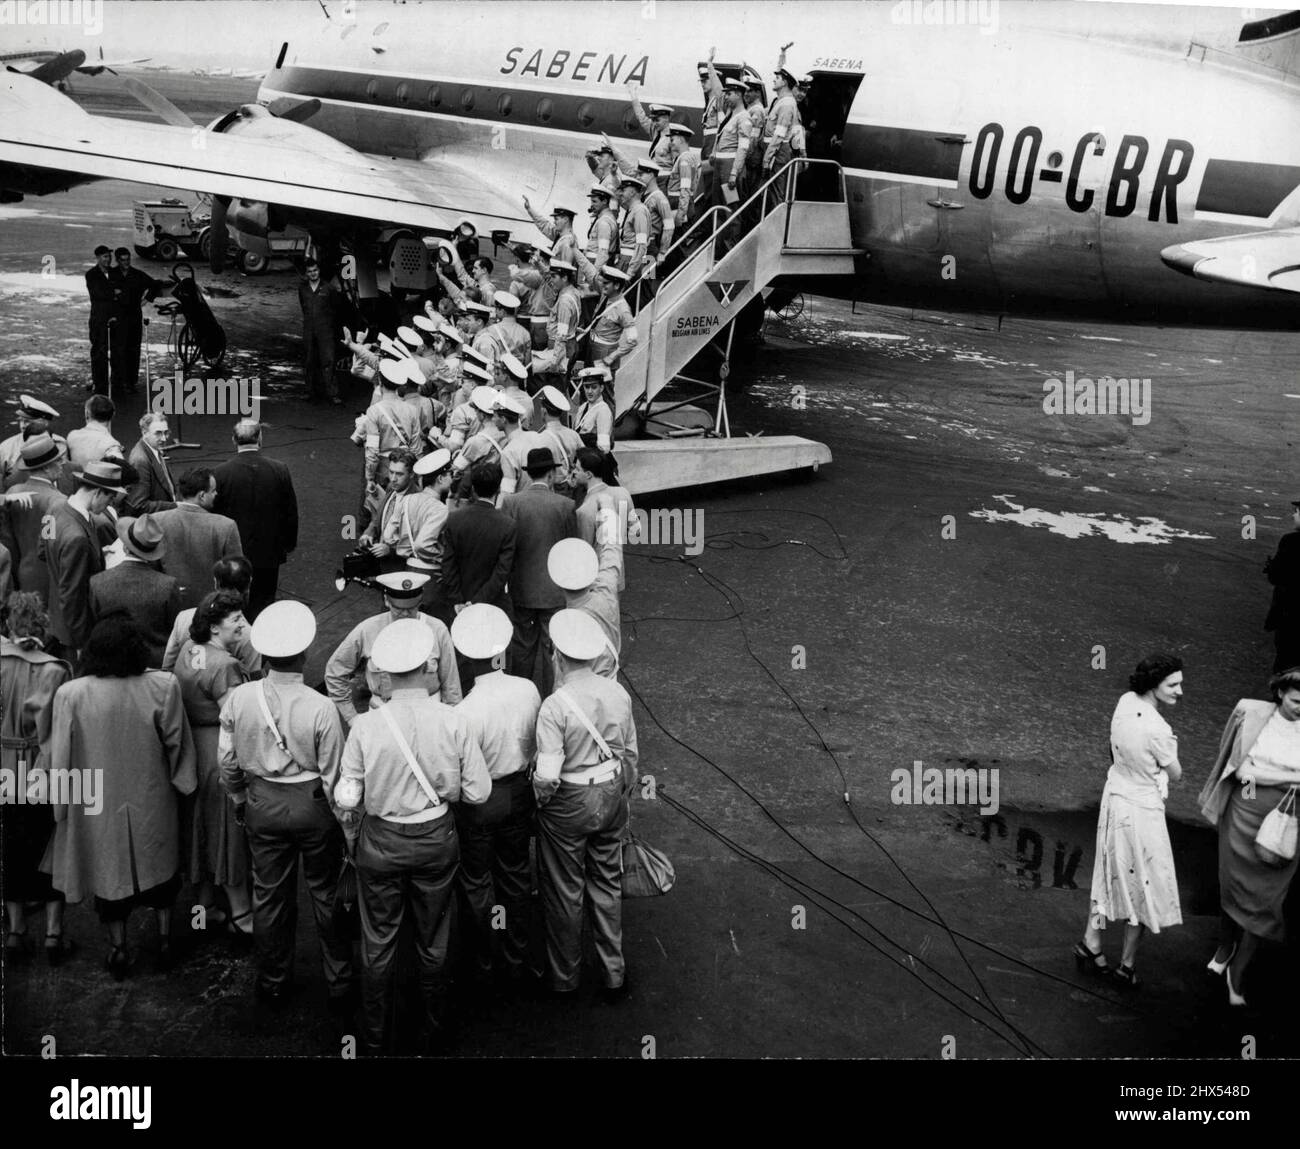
[334,618,490,1054]
[495,395,545,497]
[626,86,676,167]
[442,373,494,457]
[616,176,652,283]
[218,601,356,1012]
[573,367,615,453]
[494,352,536,429]
[110,248,167,396]
[588,266,638,373]
[549,533,621,680]
[324,571,462,729]
[450,390,509,504]
[483,291,532,367]
[0,396,65,493]
[639,162,676,267]
[529,260,582,379]
[762,65,803,197]
[460,300,498,365]
[85,245,123,397]
[508,247,556,352]
[521,199,580,268]
[411,449,456,624]
[713,77,756,213]
[426,322,466,416]
[535,385,583,495]
[698,50,725,165]
[583,185,619,284]
[352,360,423,528]
[533,608,638,999]
[584,142,622,199]
[450,603,540,985]
[666,124,701,229]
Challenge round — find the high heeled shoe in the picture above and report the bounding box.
[1112,963,1139,990]
[1072,939,1109,974]
[1206,942,1237,976]
[1226,966,1247,1007]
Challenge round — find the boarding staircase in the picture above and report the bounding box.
[575,158,859,495]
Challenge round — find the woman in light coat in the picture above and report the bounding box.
[1199,667,1300,1006]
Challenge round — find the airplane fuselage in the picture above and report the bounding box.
[256,1,1300,329]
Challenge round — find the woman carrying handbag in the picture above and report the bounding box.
[1199,667,1300,1006]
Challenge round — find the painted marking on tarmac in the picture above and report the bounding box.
[970,495,1214,545]
[729,929,740,956]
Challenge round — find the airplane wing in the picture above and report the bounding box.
[0,72,544,242]
[76,57,153,75]
[1160,227,1300,295]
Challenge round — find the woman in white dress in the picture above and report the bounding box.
[1074,654,1185,989]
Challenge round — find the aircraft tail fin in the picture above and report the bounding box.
[1228,10,1300,84]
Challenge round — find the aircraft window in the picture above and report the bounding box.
[497,93,513,116]
[622,107,640,134]
[428,85,441,108]
[535,97,553,123]
[374,22,389,35]
[365,79,379,101]
[396,82,410,104]
[576,101,595,128]
[460,88,475,111]
[1045,150,1063,169]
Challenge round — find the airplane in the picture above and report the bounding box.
[1,45,150,89]
[0,2,1296,484]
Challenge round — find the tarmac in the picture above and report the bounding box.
[1,73,1298,1061]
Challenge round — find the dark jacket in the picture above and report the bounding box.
[1265,529,1300,631]
[88,560,182,667]
[212,449,298,569]
[153,503,244,610]
[500,482,578,609]
[126,439,177,515]
[113,266,167,328]
[84,265,123,325]
[441,500,516,612]
[0,477,67,598]
[39,501,106,649]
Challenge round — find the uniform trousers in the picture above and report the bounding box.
[452,770,534,975]
[536,777,627,991]
[356,812,459,1053]
[246,565,280,620]
[508,603,558,696]
[111,320,144,394]
[89,320,112,395]
[244,777,354,997]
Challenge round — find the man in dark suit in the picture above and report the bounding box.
[110,247,167,395]
[126,412,177,515]
[1265,498,1300,673]
[441,460,516,619]
[88,514,181,667]
[153,466,243,609]
[39,460,126,659]
[0,434,68,600]
[85,245,124,396]
[212,420,298,618]
[500,447,577,694]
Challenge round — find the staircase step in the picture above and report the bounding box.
[778,246,862,256]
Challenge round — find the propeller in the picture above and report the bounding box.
[121,77,193,127]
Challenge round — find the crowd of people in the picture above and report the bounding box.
[0,377,642,1051]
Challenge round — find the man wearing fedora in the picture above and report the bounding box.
[88,514,181,668]
[500,447,577,696]
[1,395,66,494]
[39,460,128,660]
[0,434,68,601]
